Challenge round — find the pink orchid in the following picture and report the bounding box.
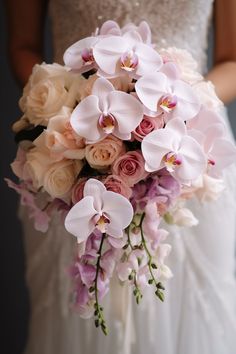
[188,108,236,176]
[203,124,236,177]
[65,179,134,243]
[121,21,152,45]
[63,36,99,73]
[141,118,206,183]
[135,71,200,121]
[70,78,143,142]
[93,31,162,78]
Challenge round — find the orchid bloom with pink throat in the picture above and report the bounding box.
[63,20,153,75]
[70,77,144,142]
[65,179,134,243]
[141,118,206,183]
[188,108,236,176]
[135,62,200,121]
[93,30,162,79]
[63,21,121,73]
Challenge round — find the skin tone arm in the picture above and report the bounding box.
[5,0,236,104]
[5,0,48,87]
[206,0,236,104]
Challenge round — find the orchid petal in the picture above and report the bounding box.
[63,37,98,70]
[176,136,206,181]
[65,196,97,242]
[108,91,143,134]
[70,95,104,141]
[209,138,236,174]
[135,73,168,112]
[99,20,121,36]
[93,36,127,75]
[102,191,134,238]
[172,80,200,120]
[134,42,163,76]
[83,179,106,212]
[141,129,180,171]
[92,78,114,111]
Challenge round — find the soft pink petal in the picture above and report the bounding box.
[176,136,206,181]
[173,80,200,120]
[83,179,106,212]
[99,20,121,36]
[209,138,236,174]
[141,129,177,171]
[64,196,97,242]
[135,42,163,77]
[70,95,104,141]
[135,73,168,112]
[93,36,127,75]
[63,37,98,70]
[138,21,152,44]
[92,78,114,111]
[108,91,143,134]
[161,62,180,82]
[102,191,134,237]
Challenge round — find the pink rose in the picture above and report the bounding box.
[133,115,164,142]
[71,178,87,204]
[104,175,132,199]
[112,151,148,187]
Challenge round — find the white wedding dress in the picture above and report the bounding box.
[20,0,236,353]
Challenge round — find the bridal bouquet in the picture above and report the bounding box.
[6,20,236,334]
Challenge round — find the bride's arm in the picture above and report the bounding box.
[5,0,48,87]
[206,0,236,104]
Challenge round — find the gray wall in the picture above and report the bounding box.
[1,3,236,354]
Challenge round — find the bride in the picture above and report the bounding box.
[6,0,236,353]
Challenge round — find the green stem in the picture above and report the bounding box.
[94,232,108,335]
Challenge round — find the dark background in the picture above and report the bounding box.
[1,2,236,354]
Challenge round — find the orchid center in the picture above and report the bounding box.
[95,213,110,233]
[159,94,178,113]
[208,158,215,166]
[81,48,95,65]
[98,113,115,134]
[120,50,139,72]
[163,152,182,172]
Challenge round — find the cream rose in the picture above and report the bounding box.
[24,147,53,188]
[19,63,85,126]
[85,136,125,170]
[43,160,80,198]
[160,47,203,84]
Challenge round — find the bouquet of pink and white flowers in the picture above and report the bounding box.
[6,20,236,334]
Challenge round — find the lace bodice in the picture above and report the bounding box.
[49,0,214,73]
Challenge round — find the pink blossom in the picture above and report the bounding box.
[133,115,164,141]
[135,71,200,121]
[112,150,148,187]
[70,78,143,142]
[71,178,87,204]
[104,175,132,199]
[93,31,162,79]
[65,179,134,242]
[141,118,206,183]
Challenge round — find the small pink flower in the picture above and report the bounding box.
[104,175,132,199]
[112,150,148,187]
[133,115,164,141]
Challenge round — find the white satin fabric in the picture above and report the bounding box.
[21,0,236,353]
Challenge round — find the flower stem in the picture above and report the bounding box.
[94,232,108,335]
[139,213,165,302]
